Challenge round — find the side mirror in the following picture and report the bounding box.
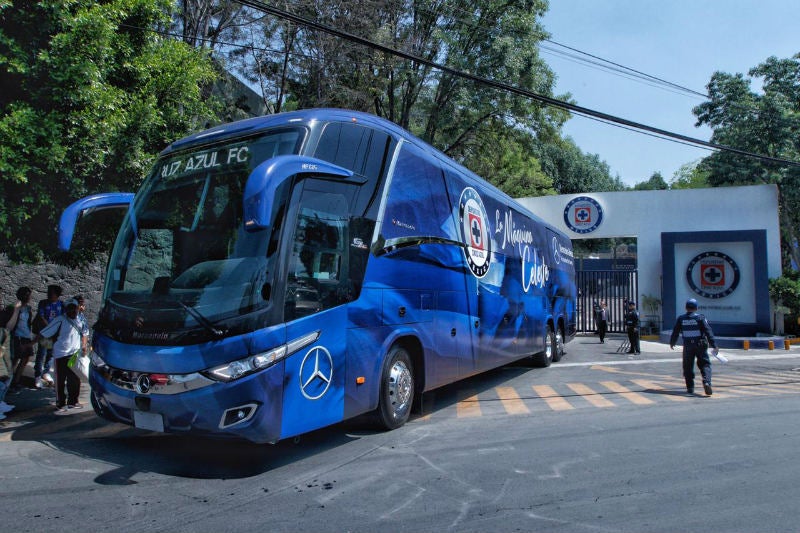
[243,155,352,231]
[59,192,135,251]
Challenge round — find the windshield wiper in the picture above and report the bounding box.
[179,301,226,338]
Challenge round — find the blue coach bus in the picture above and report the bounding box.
[59,109,576,443]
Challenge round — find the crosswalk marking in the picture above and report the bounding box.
[532,385,575,411]
[566,383,615,407]
[600,381,655,405]
[495,386,531,415]
[629,379,690,401]
[8,369,800,436]
[456,389,482,418]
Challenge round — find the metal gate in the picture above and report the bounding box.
[577,270,638,333]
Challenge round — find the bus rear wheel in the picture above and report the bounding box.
[375,346,415,430]
[553,328,564,362]
[531,325,555,367]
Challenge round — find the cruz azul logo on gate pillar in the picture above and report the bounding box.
[563,196,603,234]
[686,251,740,299]
[459,187,491,278]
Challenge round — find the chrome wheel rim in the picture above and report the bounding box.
[387,360,413,418]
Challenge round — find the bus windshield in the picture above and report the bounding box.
[98,129,303,344]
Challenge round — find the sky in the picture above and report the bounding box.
[541,0,800,186]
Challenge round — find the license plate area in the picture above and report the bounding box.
[133,410,165,432]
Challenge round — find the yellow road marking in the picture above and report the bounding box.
[495,386,531,415]
[600,381,655,405]
[456,389,482,418]
[630,379,690,401]
[532,385,574,411]
[566,383,615,407]
[591,365,676,380]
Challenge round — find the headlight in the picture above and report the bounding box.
[205,345,287,382]
[203,331,320,383]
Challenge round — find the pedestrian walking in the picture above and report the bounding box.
[670,298,717,396]
[597,301,608,343]
[624,300,640,354]
[30,298,88,413]
[33,284,64,389]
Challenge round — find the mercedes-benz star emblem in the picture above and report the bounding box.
[299,346,333,400]
[135,374,152,394]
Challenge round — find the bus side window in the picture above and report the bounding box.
[315,123,387,178]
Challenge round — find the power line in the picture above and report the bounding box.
[233,0,800,169]
[541,39,709,99]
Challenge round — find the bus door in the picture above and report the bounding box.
[279,177,356,439]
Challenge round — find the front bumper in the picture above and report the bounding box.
[89,362,285,444]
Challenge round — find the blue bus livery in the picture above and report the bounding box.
[60,109,576,443]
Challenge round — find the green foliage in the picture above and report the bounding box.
[462,118,555,197]
[693,54,800,269]
[536,137,626,194]
[230,0,596,196]
[632,171,668,191]
[0,0,218,263]
[769,272,800,314]
[669,160,709,189]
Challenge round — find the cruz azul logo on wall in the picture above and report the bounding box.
[563,196,603,234]
[686,251,740,299]
[459,187,491,278]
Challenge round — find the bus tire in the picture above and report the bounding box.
[375,345,415,430]
[532,325,555,367]
[553,327,564,363]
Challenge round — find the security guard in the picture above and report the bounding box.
[670,298,717,395]
[624,300,640,354]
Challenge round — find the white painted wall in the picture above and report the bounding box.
[517,184,782,315]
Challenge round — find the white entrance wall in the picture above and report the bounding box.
[518,184,782,332]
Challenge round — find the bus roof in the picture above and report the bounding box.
[163,108,567,240]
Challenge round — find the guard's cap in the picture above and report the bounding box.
[686,298,698,310]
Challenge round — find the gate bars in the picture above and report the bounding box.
[576,270,638,333]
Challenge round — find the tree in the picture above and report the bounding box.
[228,0,566,192]
[0,0,218,262]
[669,160,709,189]
[693,54,800,269]
[536,137,626,194]
[632,171,668,191]
[467,119,554,198]
[770,273,800,311]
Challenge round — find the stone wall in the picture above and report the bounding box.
[0,254,105,325]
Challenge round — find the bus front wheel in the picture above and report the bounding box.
[375,346,415,430]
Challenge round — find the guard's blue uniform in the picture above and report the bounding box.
[670,311,716,394]
[624,307,640,354]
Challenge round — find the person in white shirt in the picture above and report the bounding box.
[31,299,88,413]
[7,287,35,391]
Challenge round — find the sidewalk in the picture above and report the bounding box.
[576,332,800,360]
[0,362,92,430]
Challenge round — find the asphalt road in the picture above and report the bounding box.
[1,334,799,532]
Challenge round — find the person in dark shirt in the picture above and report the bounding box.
[597,301,608,344]
[670,298,717,396]
[624,300,640,355]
